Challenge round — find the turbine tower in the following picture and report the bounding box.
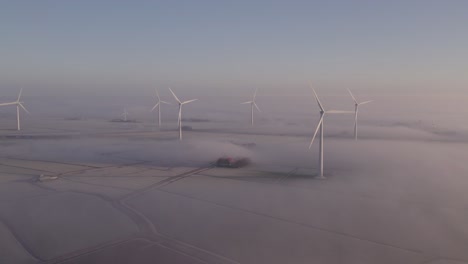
[150,88,171,127]
[309,88,353,179]
[0,89,30,130]
[347,88,373,141]
[241,88,260,126]
[169,88,197,141]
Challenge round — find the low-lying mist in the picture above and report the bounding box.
[1,92,467,144]
[1,90,468,209]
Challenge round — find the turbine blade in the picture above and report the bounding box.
[327,110,354,114]
[169,88,181,104]
[347,88,358,104]
[19,103,30,114]
[253,87,258,100]
[17,88,23,102]
[359,100,373,105]
[241,101,253,104]
[0,102,16,107]
[161,101,171,105]
[181,99,198,105]
[311,87,325,112]
[155,88,160,100]
[309,116,324,149]
[254,102,261,112]
[326,110,354,114]
[151,103,159,112]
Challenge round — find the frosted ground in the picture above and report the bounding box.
[0,93,468,264]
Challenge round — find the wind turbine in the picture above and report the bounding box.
[347,88,373,141]
[121,108,129,122]
[169,88,197,141]
[241,88,260,126]
[309,88,353,179]
[150,88,171,127]
[0,89,30,130]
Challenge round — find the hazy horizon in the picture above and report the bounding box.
[1,1,468,96]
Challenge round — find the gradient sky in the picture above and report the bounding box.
[1,1,467,96]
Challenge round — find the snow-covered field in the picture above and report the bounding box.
[0,109,468,263]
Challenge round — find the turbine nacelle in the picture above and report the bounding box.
[169,88,197,106]
[151,88,171,112]
[0,89,30,130]
[151,88,172,128]
[121,108,129,121]
[347,88,373,140]
[17,102,30,114]
[309,87,354,178]
[241,88,260,125]
[168,88,197,140]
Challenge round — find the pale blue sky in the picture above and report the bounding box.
[1,1,467,96]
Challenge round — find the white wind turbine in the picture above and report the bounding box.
[241,88,260,126]
[347,88,373,141]
[150,88,171,127]
[169,88,198,141]
[309,88,354,179]
[0,89,30,130]
[121,108,129,122]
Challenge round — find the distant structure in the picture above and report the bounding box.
[0,89,30,130]
[169,88,198,141]
[347,88,373,141]
[241,88,260,126]
[150,88,171,127]
[309,87,354,179]
[121,108,129,122]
